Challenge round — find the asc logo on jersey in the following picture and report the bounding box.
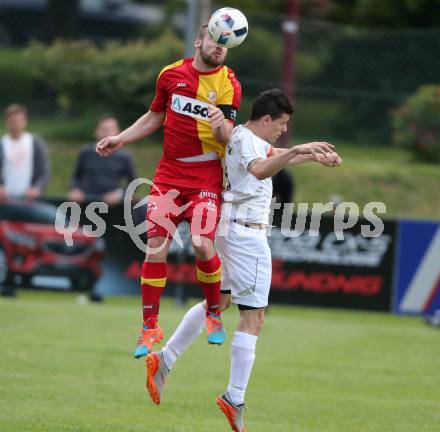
[171,94,211,121]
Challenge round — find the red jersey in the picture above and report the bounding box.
[149,58,241,159]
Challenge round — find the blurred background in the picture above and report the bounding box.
[0,0,439,317]
[0,1,439,207]
[1,3,439,431]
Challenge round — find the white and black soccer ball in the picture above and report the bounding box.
[208,8,248,49]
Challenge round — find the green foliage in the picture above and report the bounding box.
[227,24,282,106]
[24,34,184,122]
[392,85,440,163]
[0,50,40,105]
[7,113,437,218]
[308,23,440,143]
[329,0,440,28]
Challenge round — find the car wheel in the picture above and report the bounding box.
[0,244,15,297]
[71,276,103,303]
[0,245,8,285]
[71,276,95,291]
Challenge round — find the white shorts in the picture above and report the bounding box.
[216,220,272,308]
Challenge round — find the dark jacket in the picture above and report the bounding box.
[71,144,137,196]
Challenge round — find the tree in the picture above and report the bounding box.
[328,0,440,28]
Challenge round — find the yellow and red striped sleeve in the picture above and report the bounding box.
[149,59,184,113]
[216,67,242,122]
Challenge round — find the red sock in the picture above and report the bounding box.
[196,254,221,315]
[141,261,167,328]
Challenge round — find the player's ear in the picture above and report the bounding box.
[194,37,202,49]
[263,115,272,127]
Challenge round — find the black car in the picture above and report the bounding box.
[0,0,164,45]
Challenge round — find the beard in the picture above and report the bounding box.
[200,46,224,67]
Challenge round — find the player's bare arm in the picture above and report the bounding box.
[247,147,299,180]
[208,106,234,142]
[272,144,342,167]
[288,152,342,167]
[249,142,335,180]
[96,110,165,156]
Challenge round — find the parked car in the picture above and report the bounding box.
[0,199,105,292]
[0,0,164,45]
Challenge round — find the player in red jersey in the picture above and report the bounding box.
[96,24,241,359]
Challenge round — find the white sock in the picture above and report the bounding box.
[161,302,206,370]
[227,331,258,406]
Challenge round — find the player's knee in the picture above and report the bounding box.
[146,236,169,261]
[191,238,214,261]
[239,309,264,335]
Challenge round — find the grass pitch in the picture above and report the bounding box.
[0,292,439,432]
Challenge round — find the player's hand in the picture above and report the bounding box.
[0,186,7,201]
[293,141,335,158]
[96,135,125,156]
[208,106,226,129]
[316,152,343,167]
[68,188,86,203]
[25,187,41,199]
[102,189,124,206]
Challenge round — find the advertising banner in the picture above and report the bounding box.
[393,220,440,315]
[131,215,396,311]
[2,199,400,313]
[266,216,396,311]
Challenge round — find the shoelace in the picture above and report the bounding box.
[207,314,224,333]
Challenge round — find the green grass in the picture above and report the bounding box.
[48,137,440,219]
[289,140,440,219]
[1,292,439,432]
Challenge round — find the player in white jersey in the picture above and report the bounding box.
[215,89,341,431]
[145,89,342,430]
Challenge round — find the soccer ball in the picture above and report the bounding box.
[208,8,248,49]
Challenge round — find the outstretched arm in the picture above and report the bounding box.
[248,141,336,180]
[272,146,342,167]
[96,110,165,156]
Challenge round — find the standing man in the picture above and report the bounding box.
[144,89,341,428]
[0,104,50,201]
[96,25,241,358]
[68,115,137,205]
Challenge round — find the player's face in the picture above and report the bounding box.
[198,33,228,67]
[266,113,290,143]
[6,112,27,138]
[95,118,120,141]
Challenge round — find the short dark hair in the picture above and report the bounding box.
[4,103,27,119]
[250,89,294,121]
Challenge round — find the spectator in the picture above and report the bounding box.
[272,168,295,206]
[68,115,137,205]
[0,104,50,201]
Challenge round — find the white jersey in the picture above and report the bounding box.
[1,132,33,197]
[223,125,273,224]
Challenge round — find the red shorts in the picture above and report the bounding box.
[146,158,223,241]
